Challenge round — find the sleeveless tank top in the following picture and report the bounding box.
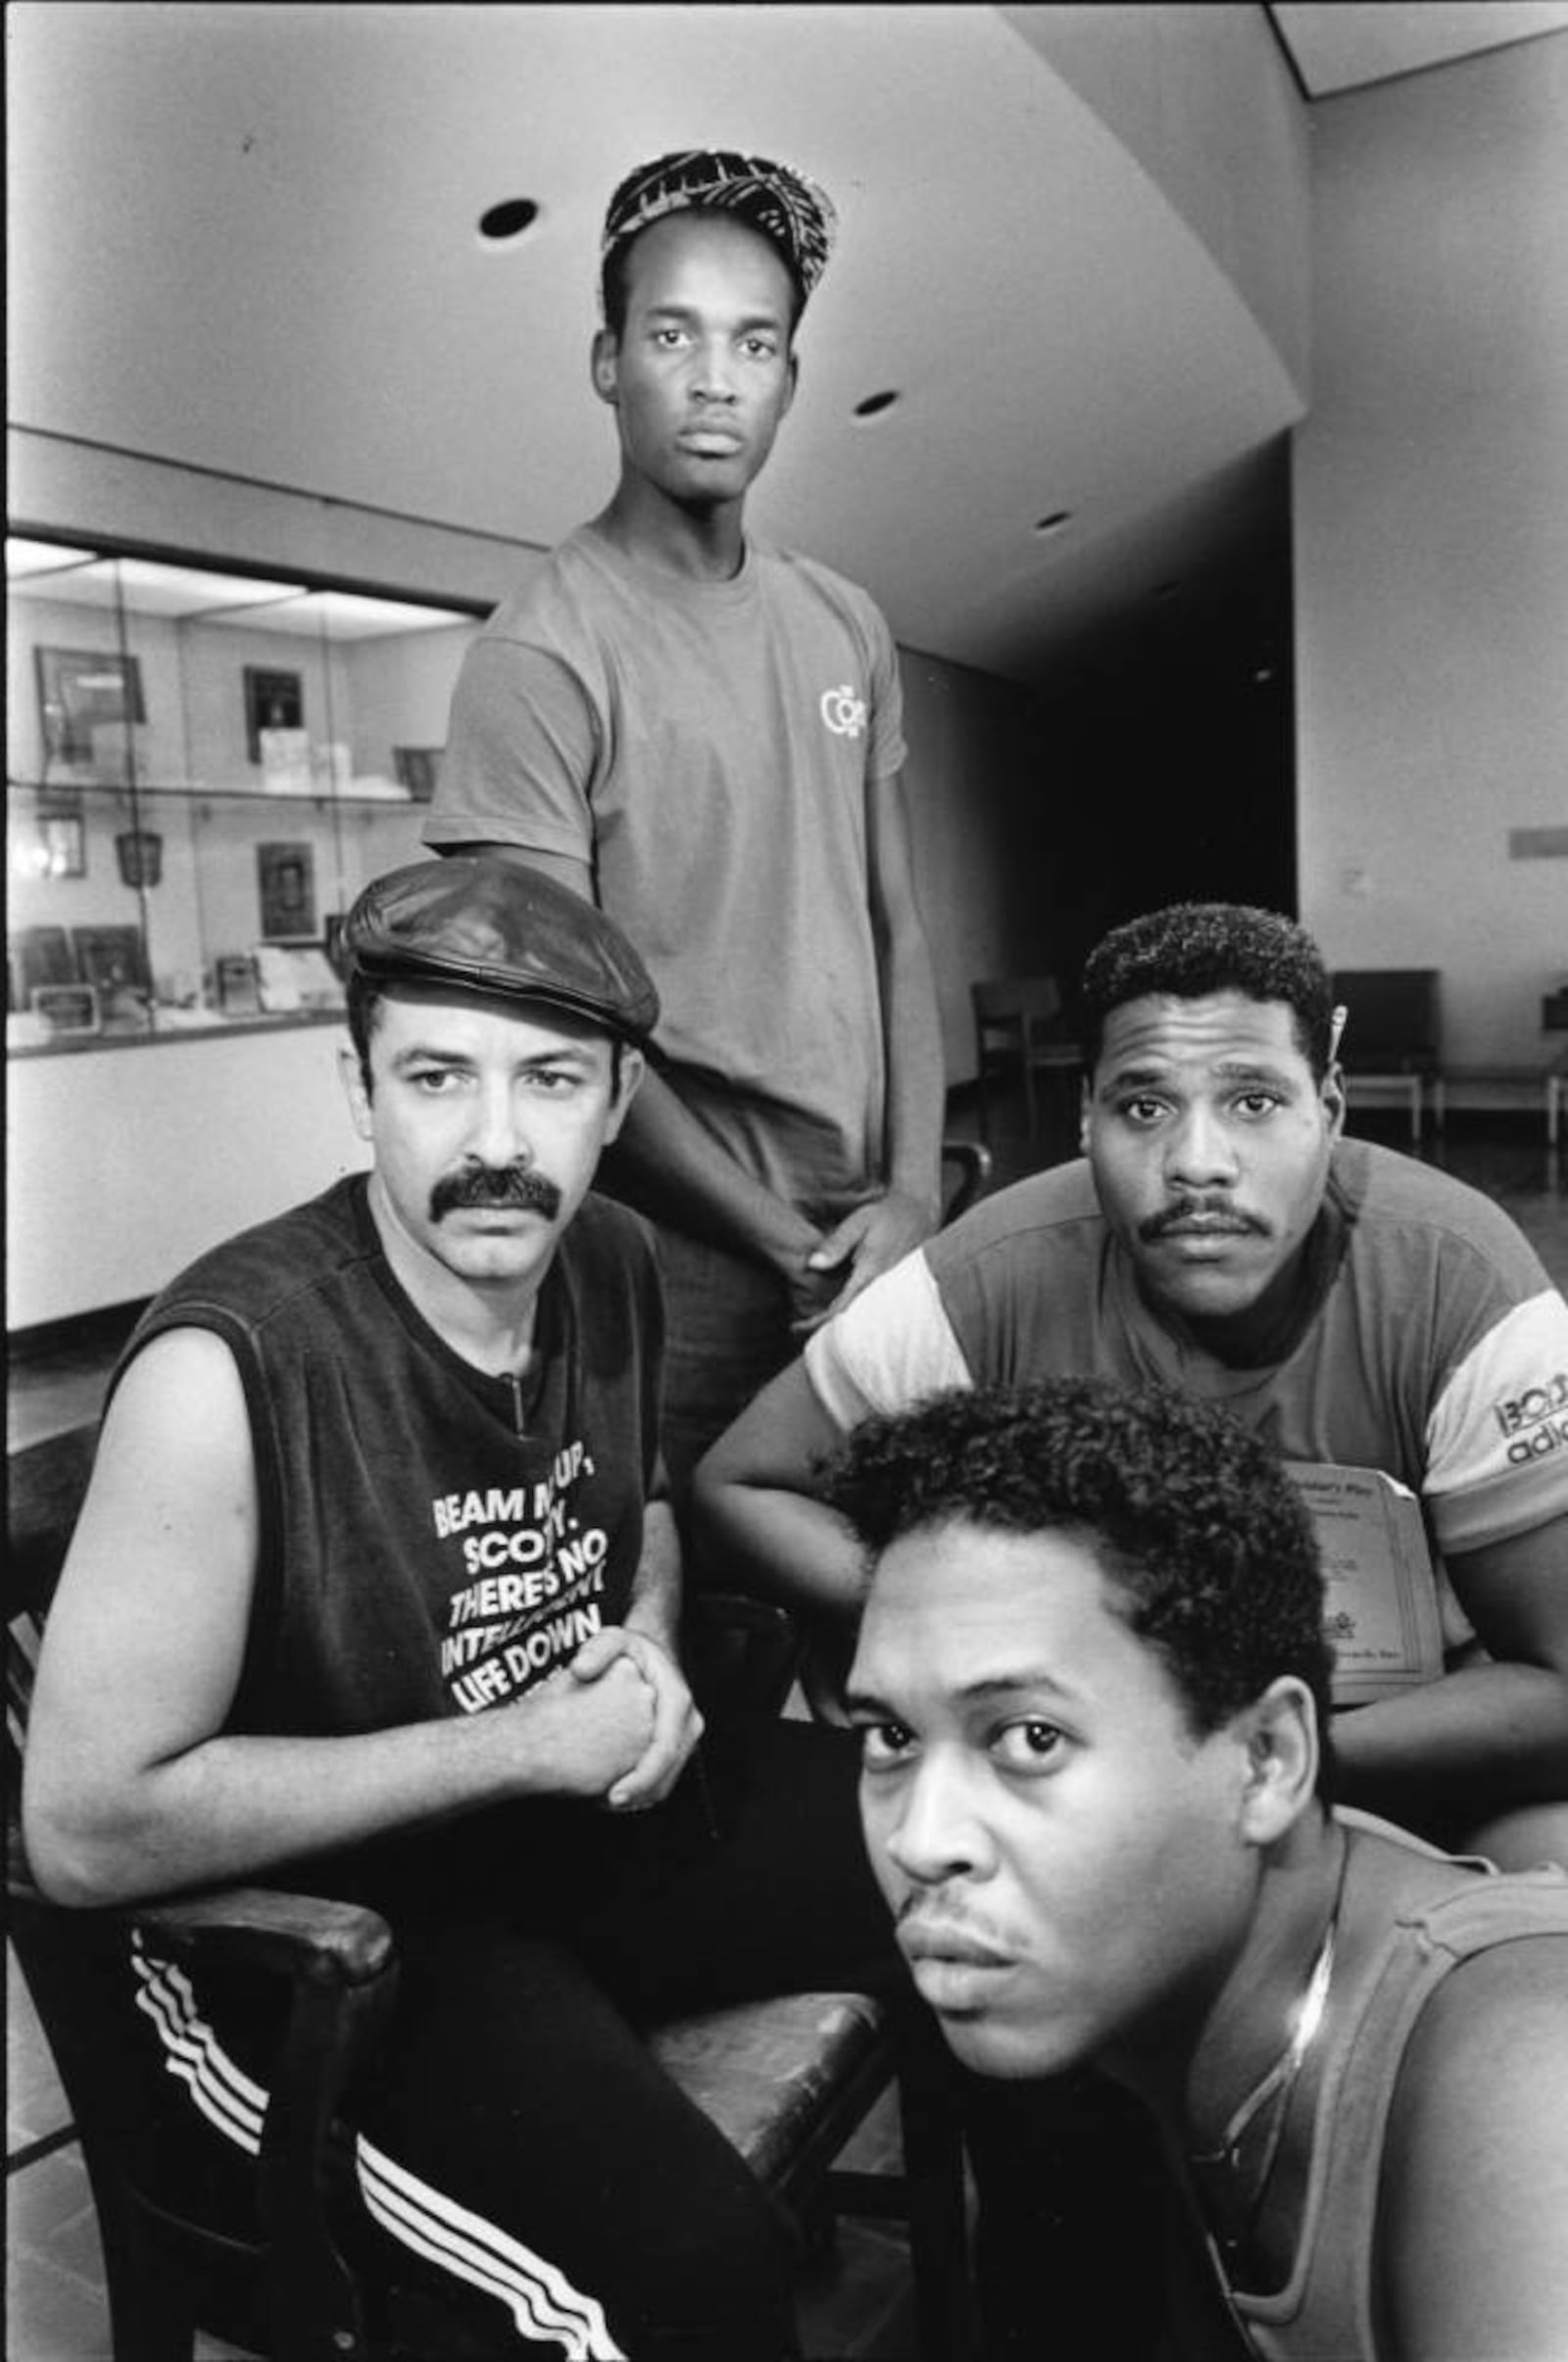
[118,1175,662,1737]
[1217,1814,1568,2360]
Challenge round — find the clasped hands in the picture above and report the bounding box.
[537,1625,703,1813]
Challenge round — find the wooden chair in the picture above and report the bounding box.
[7,1424,974,2362]
[1329,968,1442,1145]
[970,976,1082,1143]
[942,1136,993,1224]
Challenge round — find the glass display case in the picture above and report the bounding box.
[6,535,485,1053]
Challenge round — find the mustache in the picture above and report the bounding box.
[896,1895,1015,1954]
[429,1163,563,1223]
[1139,1195,1268,1242]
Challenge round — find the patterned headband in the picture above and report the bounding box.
[601,149,838,305]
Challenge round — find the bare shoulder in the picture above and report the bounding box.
[109,1321,250,1424]
[1378,1931,1568,2359]
[48,1324,259,1645]
[82,1327,254,1514]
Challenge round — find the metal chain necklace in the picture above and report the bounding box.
[1188,1835,1348,2267]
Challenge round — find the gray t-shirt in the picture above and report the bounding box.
[426,521,906,1221]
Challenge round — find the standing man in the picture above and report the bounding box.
[426,149,945,1497]
[24,857,901,2362]
[833,1377,1568,2362]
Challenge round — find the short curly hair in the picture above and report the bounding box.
[824,1376,1335,1792]
[1080,903,1335,1077]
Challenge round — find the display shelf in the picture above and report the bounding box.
[7,534,483,1053]
[7,1007,350,1058]
[9,776,428,806]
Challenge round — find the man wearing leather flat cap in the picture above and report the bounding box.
[24,856,904,2362]
[427,149,946,1506]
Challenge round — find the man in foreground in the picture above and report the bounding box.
[699,901,1568,1871]
[426,147,945,1496]
[24,856,895,2362]
[833,1377,1568,2360]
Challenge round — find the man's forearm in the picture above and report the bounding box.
[625,1499,683,1655]
[25,1667,656,1910]
[1332,1660,1568,1827]
[611,1067,822,1276]
[694,1477,867,1623]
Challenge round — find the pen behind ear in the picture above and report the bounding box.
[1329,1004,1348,1064]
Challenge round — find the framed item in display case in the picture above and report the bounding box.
[37,813,87,878]
[245,666,305,763]
[90,720,156,785]
[393,745,443,801]
[34,645,147,765]
[257,841,318,941]
[216,954,261,1016]
[72,924,152,997]
[30,983,101,1040]
[13,925,77,1001]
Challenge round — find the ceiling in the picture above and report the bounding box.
[9,3,1565,685]
[1268,1,1568,97]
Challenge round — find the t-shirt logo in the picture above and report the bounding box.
[1493,1369,1568,1464]
[820,683,867,739]
[431,1442,613,1713]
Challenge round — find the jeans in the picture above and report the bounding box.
[651,1225,804,1511]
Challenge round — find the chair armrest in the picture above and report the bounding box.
[5,1816,394,1988]
[123,1882,397,2360]
[128,1883,396,1987]
[7,1823,399,2360]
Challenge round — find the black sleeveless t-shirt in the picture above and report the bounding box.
[118,1175,662,1739]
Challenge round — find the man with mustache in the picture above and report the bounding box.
[700,898,1568,2355]
[425,149,944,1506]
[24,856,902,2362]
[702,900,1568,1867]
[831,1377,1568,2362]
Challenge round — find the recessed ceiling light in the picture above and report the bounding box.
[478,198,541,244]
[854,390,900,418]
[1034,511,1072,535]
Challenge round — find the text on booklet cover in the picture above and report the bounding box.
[1285,1463,1446,1707]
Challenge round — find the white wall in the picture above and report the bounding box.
[1294,36,1568,1065]
[8,1026,370,1330]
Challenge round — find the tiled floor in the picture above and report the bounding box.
[8,1094,1564,2358]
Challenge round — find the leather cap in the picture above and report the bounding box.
[344,857,659,1044]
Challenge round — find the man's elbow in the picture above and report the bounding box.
[21,1785,162,1911]
[691,1425,782,1538]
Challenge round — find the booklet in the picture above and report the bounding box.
[1284,1462,1446,1707]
